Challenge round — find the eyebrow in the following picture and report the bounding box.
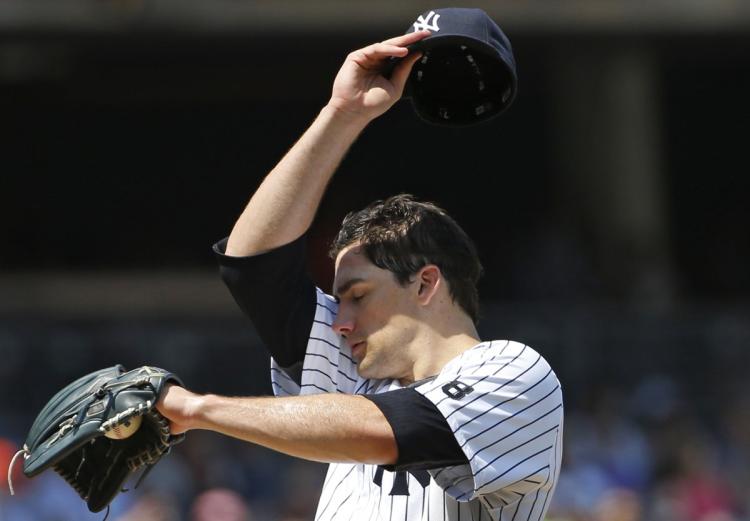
[333,277,366,299]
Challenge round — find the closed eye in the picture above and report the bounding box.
[333,277,367,303]
[332,294,362,304]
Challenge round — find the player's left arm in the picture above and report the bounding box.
[157,385,399,464]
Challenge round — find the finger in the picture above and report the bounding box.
[362,43,410,60]
[350,32,430,69]
[382,30,431,47]
[352,43,409,69]
[389,51,423,96]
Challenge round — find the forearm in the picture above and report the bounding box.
[185,392,398,464]
[225,32,427,257]
[226,106,370,257]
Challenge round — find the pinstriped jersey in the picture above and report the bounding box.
[271,289,564,521]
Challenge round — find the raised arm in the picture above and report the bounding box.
[225,31,429,257]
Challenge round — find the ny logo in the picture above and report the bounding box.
[373,468,431,496]
[413,11,441,32]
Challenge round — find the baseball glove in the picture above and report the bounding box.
[10,365,184,512]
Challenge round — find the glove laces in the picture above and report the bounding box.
[7,444,29,496]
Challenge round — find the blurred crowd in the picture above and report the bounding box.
[549,374,750,521]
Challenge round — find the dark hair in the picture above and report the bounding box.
[329,194,483,323]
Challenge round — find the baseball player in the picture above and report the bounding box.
[157,28,563,521]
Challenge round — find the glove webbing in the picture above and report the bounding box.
[126,409,173,472]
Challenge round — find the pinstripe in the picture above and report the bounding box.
[364,380,380,394]
[466,341,500,377]
[427,481,431,521]
[271,366,296,382]
[472,447,553,494]
[448,351,540,423]
[524,489,540,521]
[270,368,298,395]
[504,466,550,492]
[424,342,510,400]
[316,301,338,314]
[417,343,486,397]
[472,426,559,477]
[535,490,551,521]
[301,383,333,393]
[376,478,383,519]
[458,375,556,446]
[525,465,553,521]
[317,465,357,519]
[508,495,522,521]
[270,380,296,395]
[310,335,347,351]
[469,404,562,463]
[337,369,358,383]
[404,473,410,521]
[433,340,526,405]
[306,351,340,367]
[367,466,379,521]
[355,379,372,394]
[329,492,354,521]
[534,430,561,521]
[303,367,338,386]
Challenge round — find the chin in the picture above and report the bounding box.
[355,363,373,379]
[355,360,380,380]
[357,363,395,382]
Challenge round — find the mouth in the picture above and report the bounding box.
[351,341,366,361]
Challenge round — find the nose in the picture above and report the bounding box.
[331,311,354,339]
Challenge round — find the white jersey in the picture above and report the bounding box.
[271,289,564,521]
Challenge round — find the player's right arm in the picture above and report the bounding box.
[216,32,428,382]
[224,31,428,257]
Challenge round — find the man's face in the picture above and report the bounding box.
[332,244,420,381]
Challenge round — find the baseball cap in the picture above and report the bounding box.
[401,8,518,126]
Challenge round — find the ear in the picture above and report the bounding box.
[415,265,442,306]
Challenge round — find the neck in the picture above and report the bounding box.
[399,320,481,386]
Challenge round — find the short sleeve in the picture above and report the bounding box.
[364,387,468,471]
[413,341,564,505]
[214,235,315,371]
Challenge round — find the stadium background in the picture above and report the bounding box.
[1,1,749,519]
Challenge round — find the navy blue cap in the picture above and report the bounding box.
[402,8,517,126]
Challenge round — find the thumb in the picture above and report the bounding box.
[389,50,423,97]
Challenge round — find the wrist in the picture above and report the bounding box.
[183,392,212,431]
[321,102,374,130]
